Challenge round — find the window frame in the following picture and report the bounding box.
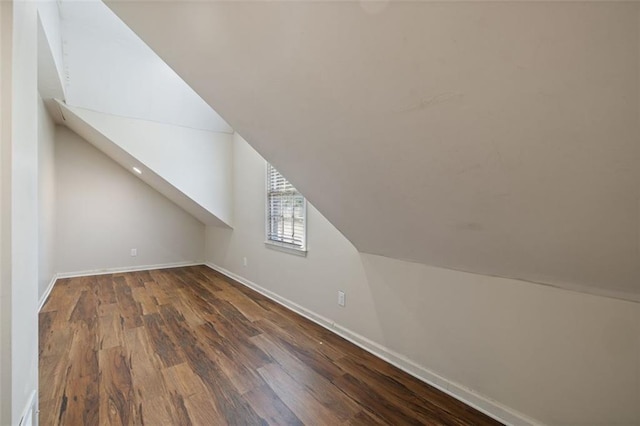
[264,162,307,256]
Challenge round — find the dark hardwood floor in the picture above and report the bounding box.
[39,265,501,425]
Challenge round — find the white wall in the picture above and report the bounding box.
[206,134,640,426]
[37,94,56,301]
[61,0,231,133]
[64,106,234,227]
[0,2,12,424]
[10,2,40,425]
[55,126,205,274]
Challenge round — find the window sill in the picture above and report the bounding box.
[264,240,307,257]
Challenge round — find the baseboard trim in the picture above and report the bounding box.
[39,261,202,312]
[38,273,59,312]
[56,261,202,280]
[205,262,543,426]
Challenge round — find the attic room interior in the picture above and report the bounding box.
[1,1,639,425]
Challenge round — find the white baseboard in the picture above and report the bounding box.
[37,261,202,313]
[38,273,58,312]
[205,262,543,426]
[56,261,202,279]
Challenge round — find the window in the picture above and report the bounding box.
[266,163,307,254]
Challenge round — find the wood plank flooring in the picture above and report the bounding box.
[39,265,502,425]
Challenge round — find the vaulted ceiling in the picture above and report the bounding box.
[38,0,235,227]
[60,0,231,132]
[108,1,640,299]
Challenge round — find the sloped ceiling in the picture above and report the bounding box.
[60,0,232,133]
[107,1,640,298]
[58,101,233,227]
[37,0,235,228]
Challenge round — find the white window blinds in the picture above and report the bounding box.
[266,163,306,250]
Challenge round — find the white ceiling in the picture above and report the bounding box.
[60,0,232,133]
[106,1,640,299]
[36,0,235,227]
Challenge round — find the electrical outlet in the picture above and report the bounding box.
[338,291,346,307]
[243,257,248,267]
[130,248,137,257]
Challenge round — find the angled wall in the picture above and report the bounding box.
[58,102,233,227]
[37,10,65,103]
[44,0,236,231]
[60,0,230,133]
[55,125,205,274]
[206,134,640,426]
[108,1,640,299]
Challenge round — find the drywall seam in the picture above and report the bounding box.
[55,261,201,280]
[205,262,544,426]
[63,104,234,135]
[37,273,57,313]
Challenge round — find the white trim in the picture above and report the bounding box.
[264,240,307,257]
[55,261,201,279]
[205,262,544,426]
[38,273,58,312]
[18,390,36,426]
[265,161,308,253]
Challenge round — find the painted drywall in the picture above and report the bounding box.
[205,134,640,426]
[60,0,231,133]
[111,1,640,299]
[0,2,12,424]
[37,95,56,301]
[10,2,40,424]
[36,1,64,101]
[55,125,205,274]
[57,102,229,228]
[62,105,234,227]
[35,0,63,96]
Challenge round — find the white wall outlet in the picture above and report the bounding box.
[243,256,248,267]
[130,248,137,257]
[338,290,346,307]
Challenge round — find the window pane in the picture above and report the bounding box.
[266,164,306,250]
